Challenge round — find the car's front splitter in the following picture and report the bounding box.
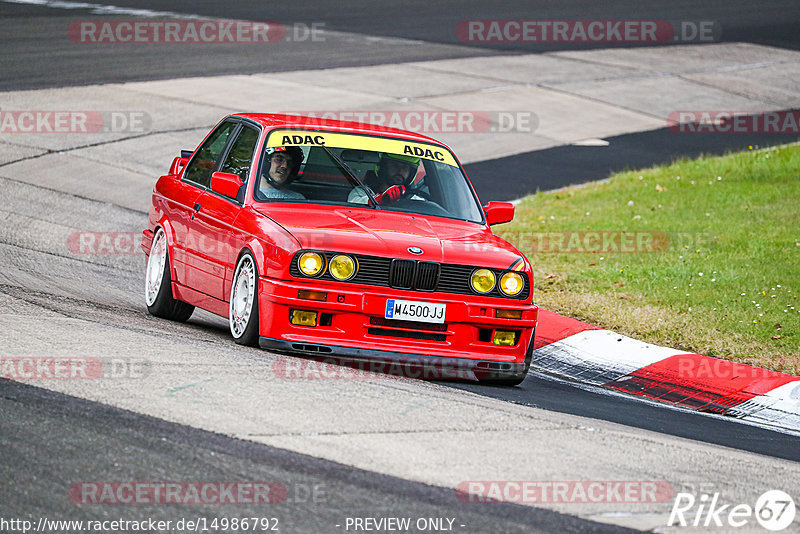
[259,336,532,381]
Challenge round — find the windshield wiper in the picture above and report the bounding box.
[320,145,380,208]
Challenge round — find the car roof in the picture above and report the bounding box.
[233,113,451,148]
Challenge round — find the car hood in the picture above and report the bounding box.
[255,205,524,268]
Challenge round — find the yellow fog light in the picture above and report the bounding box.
[329,254,357,281]
[499,272,524,296]
[298,252,324,277]
[492,330,516,346]
[471,268,496,294]
[290,309,318,326]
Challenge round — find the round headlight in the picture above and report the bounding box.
[499,272,524,296]
[298,252,325,277]
[471,268,496,294]
[329,255,357,281]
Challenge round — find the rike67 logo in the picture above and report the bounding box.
[669,489,796,531]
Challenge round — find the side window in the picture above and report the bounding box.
[183,121,238,188]
[219,126,259,182]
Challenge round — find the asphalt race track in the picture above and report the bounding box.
[464,127,800,202]
[1,1,799,532]
[0,379,634,534]
[3,0,799,91]
[3,0,798,201]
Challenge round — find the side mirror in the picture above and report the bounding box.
[168,156,189,176]
[484,201,515,225]
[210,171,242,199]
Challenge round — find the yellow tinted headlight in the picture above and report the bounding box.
[329,255,357,281]
[499,272,524,296]
[471,268,496,294]
[298,252,325,276]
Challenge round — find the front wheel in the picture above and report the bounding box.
[229,251,260,346]
[144,228,194,322]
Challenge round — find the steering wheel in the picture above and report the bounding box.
[405,181,435,202]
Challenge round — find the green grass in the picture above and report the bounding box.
[498,143,800,374]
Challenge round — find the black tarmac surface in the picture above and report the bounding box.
[2,1,799,531]
[0,378,637,533]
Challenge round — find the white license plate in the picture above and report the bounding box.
[384,299,446,324]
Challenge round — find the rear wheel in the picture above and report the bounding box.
[144,228,194,322]
[229,251,260,346]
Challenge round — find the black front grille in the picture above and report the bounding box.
[388,259,440,291]
[350,255,392,286]
[290,251,528,299]
[390,259,415,289]
[437,264,475,293]
[416,261,440,291]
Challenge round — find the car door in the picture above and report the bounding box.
[190,123,260,301]
[179,120,239,297]
[155,177,203,288]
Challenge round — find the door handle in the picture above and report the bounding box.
[191,203,201,220]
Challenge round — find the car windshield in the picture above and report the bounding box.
[253,130,485,223]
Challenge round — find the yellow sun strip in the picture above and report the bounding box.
[266,130,458,167]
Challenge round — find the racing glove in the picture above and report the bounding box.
[374,185,406,204]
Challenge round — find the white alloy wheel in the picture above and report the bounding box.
[230,254,256,339]
[145,229,167,307]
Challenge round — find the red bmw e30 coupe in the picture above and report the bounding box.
[142,113,538,385]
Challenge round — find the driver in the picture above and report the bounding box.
[347,152,421,205]
[259,146,306,200]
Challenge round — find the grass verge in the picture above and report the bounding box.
[498,143,800,374]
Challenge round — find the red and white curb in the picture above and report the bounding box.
[532,309,800,432]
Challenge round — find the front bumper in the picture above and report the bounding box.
[257,276,537,366]
[259,336,533,380]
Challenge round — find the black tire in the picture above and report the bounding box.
[476,329,535,386]
[144,228,194,322]
[229,251,260,347]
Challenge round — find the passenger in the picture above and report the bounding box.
[348,153,421,204]
[259,146,306,200]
